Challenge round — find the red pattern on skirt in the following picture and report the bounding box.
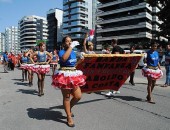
[52,73,86,89]
[142,67,163,80]
[32,65,50,74]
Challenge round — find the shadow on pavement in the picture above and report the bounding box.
[49,98,106,110]
[12,78,22,81]
[14,82,28,86]
[112,96,144,102]
[0,72,9,73]
[16,89,38,95]
[27,108,66,124]
[135,82,163,86]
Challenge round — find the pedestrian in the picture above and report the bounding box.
[161,43,170,87]
[102,44,111,54]
[52,36,86,127]
[142,41,163,104]
[129,45,136,85]
[30,42,52,96]
[105,38,125,96]
[3,51,8,73]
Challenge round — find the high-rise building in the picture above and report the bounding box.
[5,26,19,54]
[47,8,63,51]
[18,15,48,50]
[63,0,93,42]
[96,0,167,49]
[0,33,5,54]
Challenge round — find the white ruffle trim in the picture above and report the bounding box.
[54,70,83,77]
[32,64,50,68]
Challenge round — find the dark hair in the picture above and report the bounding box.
[62,36,71,44]
[86,42,93,50]
[111,39,118,44]
[39,42,45,48]
[130,44,136,50]
[150,41,158,46]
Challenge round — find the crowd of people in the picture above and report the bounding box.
[0,32,169,127]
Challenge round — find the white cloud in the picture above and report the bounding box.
[0,0,12,3]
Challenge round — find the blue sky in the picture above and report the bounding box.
[0,0,63,32]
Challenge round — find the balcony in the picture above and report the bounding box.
[98,0,131,9]
[97,22,152,33]
[97,32,152,42]
[97,12,152,25]
[97,2,147,17]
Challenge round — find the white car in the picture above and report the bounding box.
[124,50,147,68]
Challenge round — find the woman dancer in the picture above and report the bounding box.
[83,32,95,54]
[26,49,34,87]
[50,50,59,75]
[52,36,86,127]
[30,42,52,96]
[142,41,163,104]
[19,51,28,82]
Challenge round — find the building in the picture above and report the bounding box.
[5,26,19,54]
[63,0,94,42]
[47,8,63,51]
[0,33,5,54]
[18,15,48,51]
[96,0,167,49]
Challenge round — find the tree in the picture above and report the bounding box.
[146,0,170,40]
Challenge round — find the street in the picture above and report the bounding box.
[0,65,170,130]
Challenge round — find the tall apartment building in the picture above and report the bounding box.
[18,15,48,50]
[47,8,63,51]
[63,0,93,42]
[96,0,166,49]
[0,33,5,54]
[5,26,19,54]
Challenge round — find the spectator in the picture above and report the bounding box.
[3,51,8,73]
[161,43,170,87]
[105,39,125,96]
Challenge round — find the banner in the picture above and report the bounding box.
[76,54,143,93]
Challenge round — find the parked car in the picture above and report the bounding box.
[124,50,147,68]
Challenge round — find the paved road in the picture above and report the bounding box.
[0,65,170,130]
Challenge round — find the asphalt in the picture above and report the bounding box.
[0,65,170,130]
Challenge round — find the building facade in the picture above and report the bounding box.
[63,0,93,42]
[47,8,63,51]
[96,0,166,49]
[4,26,19,54]
[0,33,5,54]
[18,15,48,50]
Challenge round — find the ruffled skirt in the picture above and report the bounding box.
[142,66,163,80]
[52,70,86,89]
[25,64,34,71]
[32,64,50,74]
[20,64,27,70]
[50,61,58,65]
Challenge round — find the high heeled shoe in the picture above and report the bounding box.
[146,95,155,104]
[67,116,75,127]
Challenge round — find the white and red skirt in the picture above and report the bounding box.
[50,61,58,65]
[25,64,34,71]
[52,68,86,89]
[20,64,27,70]
[32,64,50,74]
[142,66,163,80]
